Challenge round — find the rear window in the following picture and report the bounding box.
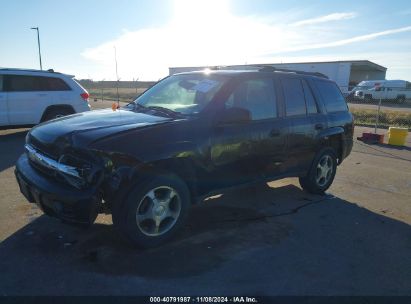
[302,80,318,114]
[45,77,71,91]
[281,78,306,116]
[315,80,347,112]
[6,75,71,92]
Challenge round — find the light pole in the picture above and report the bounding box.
[30,27,42,70]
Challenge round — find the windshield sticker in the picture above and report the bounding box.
[192,80,219,93]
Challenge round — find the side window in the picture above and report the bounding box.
[281,78,306,116]
[0,75,3,92]
[315,80,348,113]
[43,77,71,91]
[7,75,41,92]
[225,78,277,120]
[5,75,71,92]
[302,80,318,114]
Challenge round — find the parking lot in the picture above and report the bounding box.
[0,122,410,295]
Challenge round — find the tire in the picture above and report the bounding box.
[42,107,74,122]
[364,95,373,103]
[112,174,191,248]
[397,96,405,104]
[299,148,337,195]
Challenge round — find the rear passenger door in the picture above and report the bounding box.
[5,75,47,125]
[313,79,352,139]
[280,77,321,172]
[0,75,8,126]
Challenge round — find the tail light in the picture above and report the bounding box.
[80,92,90,101]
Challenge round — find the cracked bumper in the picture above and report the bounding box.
[15,154,100,224]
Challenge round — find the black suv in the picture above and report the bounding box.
[15,68,353,247]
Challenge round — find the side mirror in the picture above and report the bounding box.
[218,107,251,124]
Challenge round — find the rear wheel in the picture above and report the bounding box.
[364,94,373,103]
[42,107,74,122]
[299,148,337,194]
[112,174,190,248]
[397,95,406,104]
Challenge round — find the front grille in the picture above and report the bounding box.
[26,147,67,185]
[25,144,88,189]
[28,135,59,160]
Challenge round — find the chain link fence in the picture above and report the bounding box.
[342,85,411,130]
[79,80,155,103]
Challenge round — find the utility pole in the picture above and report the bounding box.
[134,77,139,94]
[101,78,105,102]
[31,27,42,70]
[114,46,120,107]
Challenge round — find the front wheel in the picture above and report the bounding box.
[112,174,190,248]
[299,148,337,194]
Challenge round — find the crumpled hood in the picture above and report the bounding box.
[28,108,173,154]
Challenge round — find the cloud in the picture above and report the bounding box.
[275,25,411,53]
[81,0,300,80]
[291,12,357,26]
[80,1,410,81]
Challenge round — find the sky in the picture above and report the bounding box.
[1,0,411,81]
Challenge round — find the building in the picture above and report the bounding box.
[169,60,387,93]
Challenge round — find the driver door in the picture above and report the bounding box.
[209,76,288,190]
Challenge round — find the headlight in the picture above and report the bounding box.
[25,144,100,189]
[58,154,93,188]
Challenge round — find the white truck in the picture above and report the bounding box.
[352,80,411,103]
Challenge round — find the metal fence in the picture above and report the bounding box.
[342,86,411,130]
[79,80,156,103]
[83,83,411,130]
[85,86,148,103]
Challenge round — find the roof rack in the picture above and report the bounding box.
[0,68,60,74]
[256,65,328,79]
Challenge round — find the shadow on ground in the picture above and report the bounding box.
[0,130,28,172]
[0,182,410,295]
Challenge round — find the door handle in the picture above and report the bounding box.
[315,123,324,130]
[270,129,281,137]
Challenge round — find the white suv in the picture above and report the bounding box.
[0,68,91,127]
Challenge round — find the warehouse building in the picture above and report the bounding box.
[169,60,387,94]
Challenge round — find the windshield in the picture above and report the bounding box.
[134,74,227,115]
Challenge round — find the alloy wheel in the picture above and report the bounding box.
[316,155,334,187]
[135,186,181,236]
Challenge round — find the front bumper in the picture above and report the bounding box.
[15,154,100,224]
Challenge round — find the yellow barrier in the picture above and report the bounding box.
[388,127,408,146]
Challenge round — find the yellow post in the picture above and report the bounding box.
[388,127,408,146]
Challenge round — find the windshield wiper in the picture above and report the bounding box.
[132,103,146,110]
[145,106,183,118]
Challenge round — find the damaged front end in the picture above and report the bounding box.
[15,142,140,225]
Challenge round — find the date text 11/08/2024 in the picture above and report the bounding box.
[149,297,258,303]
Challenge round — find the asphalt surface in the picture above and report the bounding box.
[0,121,410,295]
